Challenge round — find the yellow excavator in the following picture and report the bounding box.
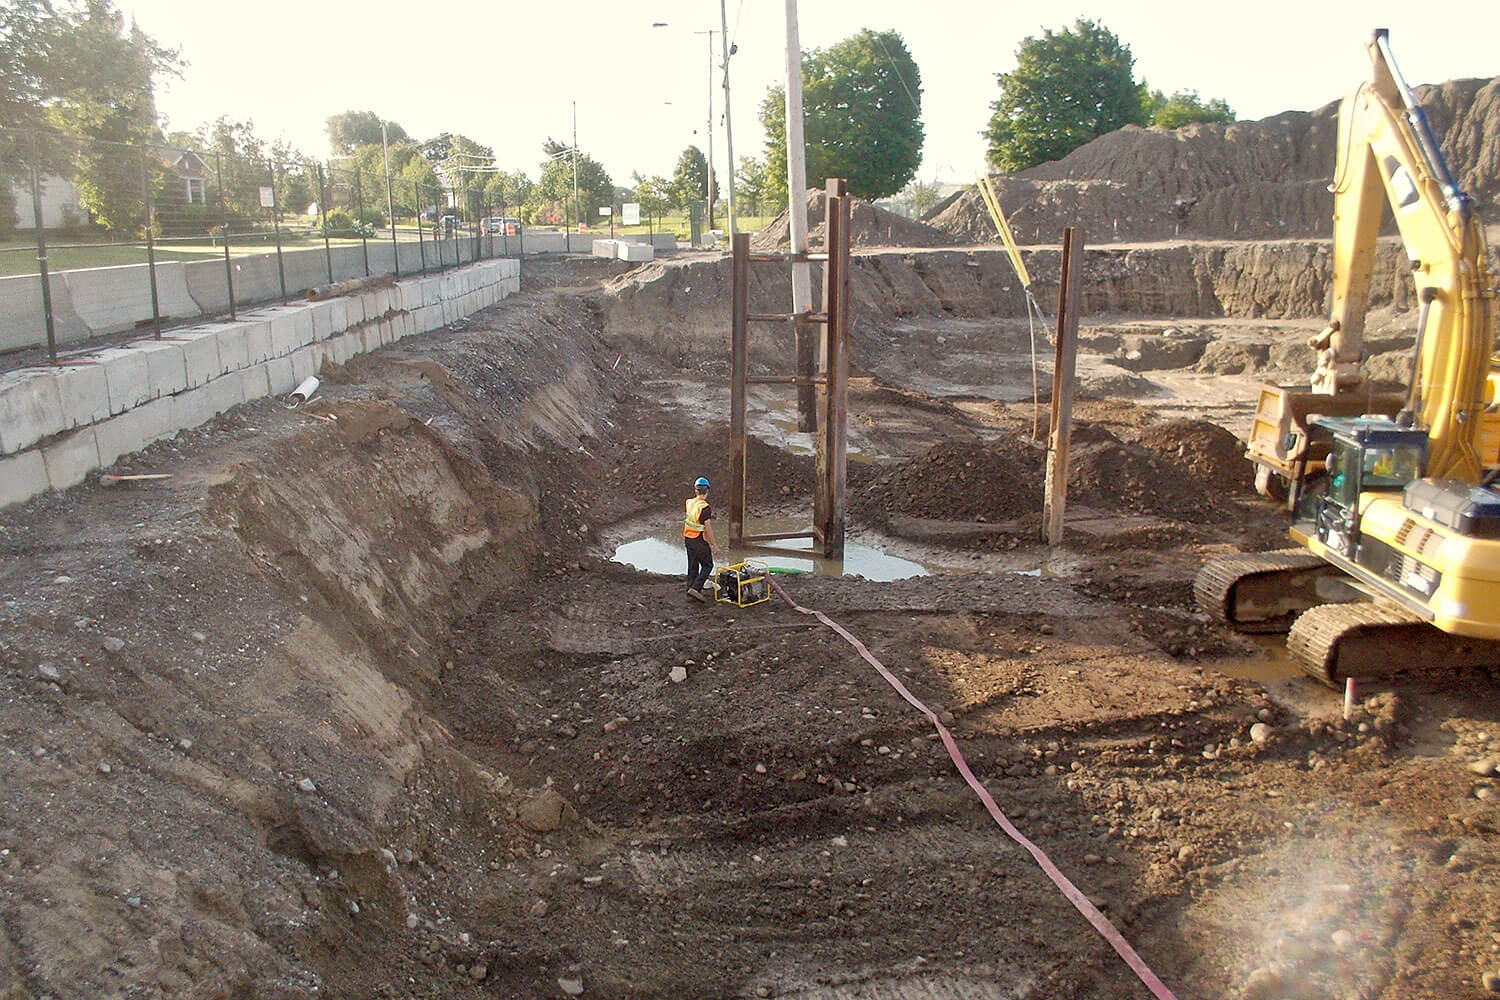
[1195,29,1500,686]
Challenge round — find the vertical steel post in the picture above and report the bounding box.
[730,232,750,547]
[416,180,428,276]
[355,168,370,277]
[382,123,400,279]
[1043,227,1083,545]
[269,159,287,303]
[816,179,850,558]
[318,164,333,284]
[28,132,58,364]
[140,147,162,338]
[216,152,235,319]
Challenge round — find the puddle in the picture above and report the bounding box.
[612,520,930,581]
[1215,636,1304,683]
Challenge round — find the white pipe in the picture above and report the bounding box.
[289,376,320,405]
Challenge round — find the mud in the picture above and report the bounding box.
[2,252,1500,1000]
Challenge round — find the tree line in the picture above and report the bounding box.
[2,2,1234,237]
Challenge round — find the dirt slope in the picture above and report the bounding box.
[752,190,964,250]
[926,75,1500,244]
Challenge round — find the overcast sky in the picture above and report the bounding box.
[114,0,1500,188]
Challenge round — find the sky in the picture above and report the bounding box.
[113,0,1500,190]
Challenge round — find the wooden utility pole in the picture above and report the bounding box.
[1044,228,1083,545]
[784,0,817,432]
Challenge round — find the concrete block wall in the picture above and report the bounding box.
[0,240,531,354]
[0,257,520,510]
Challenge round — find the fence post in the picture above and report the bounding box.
[269,159,287,303]
[416,180,428,276]
[318,163,333,284]
[27,131,58,364]
[214,152,236,319]
[355,167,370,277]
[385,154,399,279]
[139,147,162,338]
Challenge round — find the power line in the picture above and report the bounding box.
[872,31,920,110]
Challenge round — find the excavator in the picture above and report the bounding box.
[1195,29,1500,686]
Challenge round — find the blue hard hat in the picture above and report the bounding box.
[695,477,710,489]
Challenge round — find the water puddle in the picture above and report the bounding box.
[1215,636,1304,683]
[612,520,930,581]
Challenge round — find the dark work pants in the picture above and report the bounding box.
[685,535,713,592]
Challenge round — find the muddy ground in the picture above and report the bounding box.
[3,255,1500,1000]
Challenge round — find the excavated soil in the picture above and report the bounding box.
[3,254,1500,1000]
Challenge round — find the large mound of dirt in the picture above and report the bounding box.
[857,421,1238,529]
[925,75,1500,244]
[752,190,967,251]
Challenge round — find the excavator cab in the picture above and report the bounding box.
[1298,416,1428,557]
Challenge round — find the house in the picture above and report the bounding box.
[165,150,208,205]
[9,174,83,230]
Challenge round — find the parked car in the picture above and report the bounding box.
[485,216,521,235]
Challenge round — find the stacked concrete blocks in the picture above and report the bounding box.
[0,258,519,510]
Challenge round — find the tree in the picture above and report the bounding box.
[325,111,407,155]
[735,156,774,216]
[985,19,1148,172]
[1143,89,1235,129]
[903,178,943,217]
[634,175,673,229]
[670,146,712,211]
[483,170,532,216]
[420,131,494,201]
[760,29,924,202]
[524,138,611,229]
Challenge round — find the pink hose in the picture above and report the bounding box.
[768,578,1179,1000]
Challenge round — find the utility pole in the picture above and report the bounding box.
[784,0,815,429]
[381,122,399,277]
[719,0,737,238]
[695,29,715,231]
[572,100,580,233]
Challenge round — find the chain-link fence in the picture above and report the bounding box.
[1,125,525,362]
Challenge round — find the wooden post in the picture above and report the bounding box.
[1043,227,1083,545]
[730,232,750,547]
[816,179,850,557]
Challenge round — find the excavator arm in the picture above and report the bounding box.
[1249,30,1495,495]
[1313,29,1494,480]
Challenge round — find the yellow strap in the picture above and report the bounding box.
[977,174,1031,289]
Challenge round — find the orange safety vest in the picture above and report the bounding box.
[684,496,709,538]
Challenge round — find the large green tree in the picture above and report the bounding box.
[760,29,924,202]
[0,1,179,232]
[985,19,1147,172]
[1143,89,1235,129]
[734,155,774,216]
[524,138,612,228]
[670,145,712,211]
[325,110,407,155]
[483,170,532,216]
[633,174,673,228]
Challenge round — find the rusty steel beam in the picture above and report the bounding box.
[1043,227,1083,545]
[730,231,750,547]
[816,178,851,558]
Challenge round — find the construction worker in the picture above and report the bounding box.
[684,476,721,603]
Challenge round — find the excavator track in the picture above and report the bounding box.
[1289,602,1500,687]
[1194,548,1342,634]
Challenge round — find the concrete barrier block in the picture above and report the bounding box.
[202,374,244,419]
[326,333,354,365]
[359,325,382,353]
[328,298,349,335]
[167,331,223,388]
[65,261,198,337]
[591,239,619,259]
[127,339,189,400]
[208,322,250,375]
[618,242,654,262]
[310,300,336,341]
[94,347,153,415]
[343,294,365,326]
[0,369,66,454]
[53,364,110,428]
[241,320,272,365]
[171,383,216,431]
[265,310,308,358]
[95,396,172,467]
[266,355,296,396]
[290,345,321,383]
[240,363,272,401]
[0,449,48,509]
[42,426,100,491]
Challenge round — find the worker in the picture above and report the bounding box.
[683,476,722,603]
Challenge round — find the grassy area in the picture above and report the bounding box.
[0,233,408,278]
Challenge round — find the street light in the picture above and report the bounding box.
[653,20,737,239]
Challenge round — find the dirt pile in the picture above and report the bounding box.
[752,189,964,250]
[1136,418,1256,494]
[925,74,1500,244]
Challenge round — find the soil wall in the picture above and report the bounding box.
[601,241,1421,366]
